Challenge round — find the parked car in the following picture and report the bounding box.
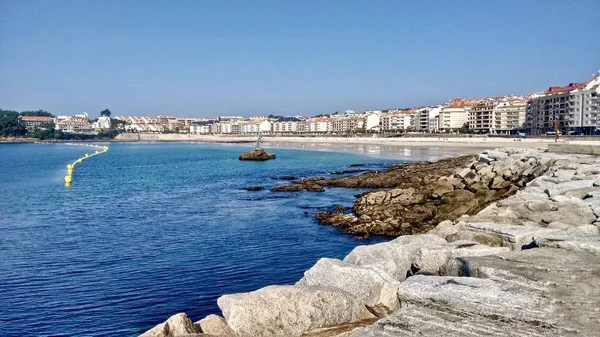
[545,131,562,136]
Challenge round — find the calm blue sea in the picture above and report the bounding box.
[0,142,412,337]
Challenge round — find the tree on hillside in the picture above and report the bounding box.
[0,110,27,136]
[100,109,112,117]
[110,118,126,129]
[20,110,54,117]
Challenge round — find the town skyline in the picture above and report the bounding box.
[1,1,599,117]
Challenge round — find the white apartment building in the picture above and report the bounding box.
[214,122,241,134]
[438,103,471,131]
[493,100,526,134]
[527,84,584,134]
[364,113,381,131]
[241,122,260,134]
[332,116,358,133]
[272,121,298,133]
[92,115,111,130]
[308,118,332,132]
[380,111,417,131]
[569,75,600,132]
[469,101,496,133]
[55,117,93,134]
[189,123,213,134]
[259,120,272,133]
[427,107,441,132]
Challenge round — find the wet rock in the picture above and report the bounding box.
[318,156,475,189]
[217,285,361,337]
[271,183,324,192]
[246,186,264,191]
[239,148,276,161]
[315,212,358,227]
[330,169,368,175]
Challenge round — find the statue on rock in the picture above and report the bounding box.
[239,135,276,161]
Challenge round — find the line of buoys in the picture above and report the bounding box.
[63,144,109,186]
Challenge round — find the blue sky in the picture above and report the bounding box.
[1,0,599,117]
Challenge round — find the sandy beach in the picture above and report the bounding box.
[114,133,571,160]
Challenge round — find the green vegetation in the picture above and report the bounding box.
[110,118,126,128]
[0,110,27,136]
[1,108,123,140]
[20,110,54,117]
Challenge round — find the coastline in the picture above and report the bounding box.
[139,146,600,337]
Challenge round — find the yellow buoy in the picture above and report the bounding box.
[64,175,72,184]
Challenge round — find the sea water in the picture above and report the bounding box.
[0,142,413,336]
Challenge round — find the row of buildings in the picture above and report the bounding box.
[19,113,111,134]
[115,97,529,135]
[526,74,600,135]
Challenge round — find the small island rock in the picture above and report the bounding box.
[239,148,276,161]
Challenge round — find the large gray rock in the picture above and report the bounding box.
[534,229,600,254]
[426,220,462,239]
[217,285,361,337]
[297,258,399,316]
[140,313,199,337]
[564,187,600,199]
[351,275,556,337]
[460,222,554,249]
[354,248,600,336]
[476,153,493,163]
[586,196,600,217]
[479,193,596,227]
[343,234,446,280]
[545,179,595,197]
[412,241,509,274]
[483,150,509,160]
[446,229,506,246]
[195,314,235,337]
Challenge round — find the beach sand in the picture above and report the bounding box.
[114,133,564,160]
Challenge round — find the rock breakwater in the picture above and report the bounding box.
[140,148,600,337]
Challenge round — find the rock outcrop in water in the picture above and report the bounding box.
[140,148,600,337]
[239,148,276,161]
[316,149,549,236]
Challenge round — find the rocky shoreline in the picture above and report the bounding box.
[140,147,600,337]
